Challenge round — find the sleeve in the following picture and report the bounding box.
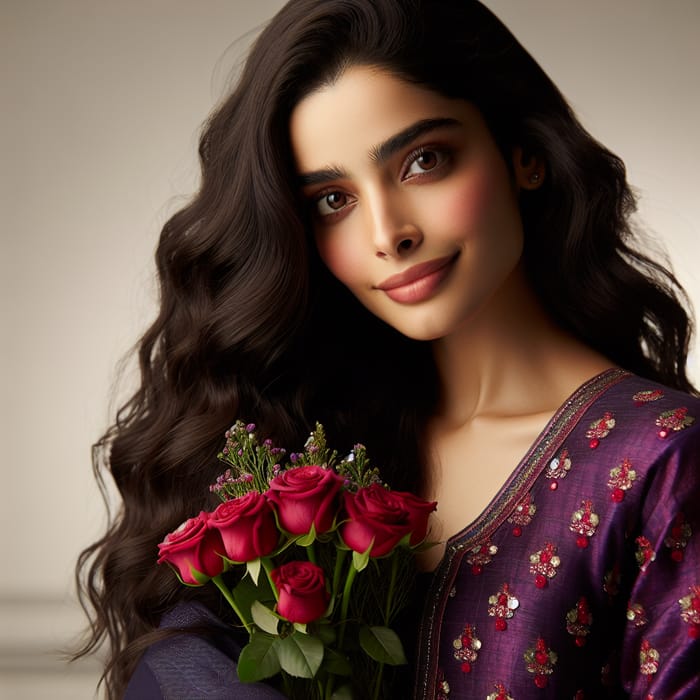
[123,658,164,699]
[123,633,289,699]
[620,428,700,699]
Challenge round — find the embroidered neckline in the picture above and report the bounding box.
[414,367,630,698]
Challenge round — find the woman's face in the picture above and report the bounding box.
[290,65,531,341]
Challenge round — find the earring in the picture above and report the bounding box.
[528,172,541,185]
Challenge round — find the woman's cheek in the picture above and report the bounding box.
[441,168,502,236]
[316,232,366,287]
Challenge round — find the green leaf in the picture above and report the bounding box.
[352,542,372,572]
[236,633,281,682]
[359,625,407,666]
[251,601,280,635]
[232,576,271,627]
[321,647,352,676]
[331,684,354,700]
[296,522,318,547]
[292,622,308,634]
[276,632,324,678]
[246,557,261,585]
[187,565,211,585]
[315,621,336,645]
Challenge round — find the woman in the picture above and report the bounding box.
[76,1,700,698]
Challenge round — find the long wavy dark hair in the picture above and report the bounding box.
[75,0,695,696]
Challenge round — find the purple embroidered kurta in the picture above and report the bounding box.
[415,370,700,699]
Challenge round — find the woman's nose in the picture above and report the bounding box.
[366,191,423,259]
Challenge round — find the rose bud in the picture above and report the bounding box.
[341,484,437,558]
[266,465,343,535]
[209,491,279,562]
[157,512,225,585]
[271,561,330,624]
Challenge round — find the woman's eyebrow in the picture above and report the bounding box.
[298,117,460,188]
[369,117,460,164]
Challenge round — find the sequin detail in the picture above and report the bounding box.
[565,597,592,646]
[452,624,481,673]
[524,637,557,688]
[486,683,514,700]
[656,407,695,438]
[546,448,572,490]
[436,669,450,698]
[607,458,637,503]
[569,500,600,548]
[529,543,560,588]
[635,536,656,572]
[585,412,615,448]
[639,639,659,677]
[626,603,648,628]
[487,583,519,631]
[664,513,692,562]
[678,585,700,639]
[508,492,536,537]
[466,540,498,575]
[632,389,664,406]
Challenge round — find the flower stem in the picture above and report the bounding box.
[260,557,279,602]
[332,548,348,600]
[338,563,358,649]
[384,553,400,625]
[371,556,400,698]
[372,662,385,700]
[307,542,317,565]
[212,575,252,635]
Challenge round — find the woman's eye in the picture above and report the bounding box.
[315,191,350,217]
[403,149,446,179]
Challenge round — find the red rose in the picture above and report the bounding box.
[209,491,279,562]
[340,484,437,557]
[266,465,343,535]
[271,561,330,624]
[157,512,225,585]
[392,489,438,546]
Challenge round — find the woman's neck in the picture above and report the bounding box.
[431,267,614,427]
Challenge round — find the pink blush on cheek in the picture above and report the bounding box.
[316,238,365,287]
[441,164,514,236]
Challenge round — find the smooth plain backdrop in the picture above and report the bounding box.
[2,1,698,697]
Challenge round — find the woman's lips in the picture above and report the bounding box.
[374,253,458,304]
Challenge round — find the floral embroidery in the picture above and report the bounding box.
[635,536,656,572]
[508,492,536,536]
[607,458,636,503]
[436,669,450,698]
[566,597,592,646]
[486,683,514,700]
[529,543,560,588]
[487,583,519,631]
[678,585,700,639]
[656,407,695,438]
[452,623,481,673]
[524,637,557,688]
[466,540,498,575]
[632,389,664,406]
[626,602,648,628]
[639,639,659,677]
[545,448,572,490]
[569,500,600,548]
[664,513,692,562]
[585,412,615,448]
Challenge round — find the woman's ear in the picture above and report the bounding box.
[512,147,545,190]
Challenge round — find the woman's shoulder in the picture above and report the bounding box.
[590,371,700,452]
[124,601,285,699]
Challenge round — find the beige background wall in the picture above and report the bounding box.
[2,1,698,697]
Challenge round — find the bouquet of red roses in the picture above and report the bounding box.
[157,422,437,699]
